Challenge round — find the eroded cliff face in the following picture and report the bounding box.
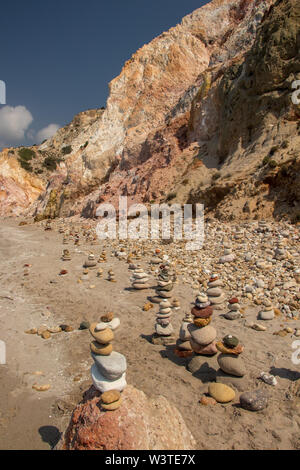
[2,0,299,222]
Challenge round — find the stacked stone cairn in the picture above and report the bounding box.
[62,249,71,261]
[219,244,235,264]
[131,265,150,290]
[151,266,174,304]
[258,299,275,320]
[187,293,217,355]
[174,312,194,357]
[224,297,242,320]
[216,334,246,384]
[97,268,103,278]
[84,253,97,269]
[108,269,116,282]
[274,241,286,261]
[45,220,52,231]
[206,273,225,307]
[89,315,126,411]
[99,250,107,263]
[152,299,175,345]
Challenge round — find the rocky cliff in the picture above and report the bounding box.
[1,0,299,222]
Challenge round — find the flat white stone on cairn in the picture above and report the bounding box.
[152,299,175,345]
[131,265,150,289]
[216,335,246,390]
[224,297,242,320]
[95,312,120,332]
[258,299,275,320]
[187,293,217,355]
[150,266,174,304]
[89,321,127,410]
[206,273,225,308]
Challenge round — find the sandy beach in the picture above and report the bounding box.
[0,218,299,450]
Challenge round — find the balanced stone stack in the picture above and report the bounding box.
[84,254,97,269]
[224,297,242,320]
[80,269,90,282]
[274,241,286,261]
[216,335,246,388]
[97,268,103,278]
[175,313,193,357]
[62,236,69,245]
[206,274,225,307]
[99,251,107,263]
[62,249,71,261]
[219,244,235,264]
[131,266,150,290]
[90,322,127,401]
[150,250,163,265]
[151,266,174,304]
[45,220,52,231]
[258,299,275,320]
[188,293,217,355]
[152,299,175,345]
[108,269,116,282]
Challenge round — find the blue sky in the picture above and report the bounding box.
[0,0,209,149]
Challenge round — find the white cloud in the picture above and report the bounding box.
[0,105,33,147]
[36,123,60,143]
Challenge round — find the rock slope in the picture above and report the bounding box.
[1,0,299,222]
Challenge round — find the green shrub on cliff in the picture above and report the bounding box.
[18,148,35,161]
[62,145,72,155]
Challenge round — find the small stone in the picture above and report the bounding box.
[190,339,218,355]
[79,321,90,330]
[223,335,239,349]
[32,384,51,392]
[259,372,277,386]
[240,390,269,411]
[216,341,243,355]
[47,326,62,334]
[193,317,211,328]
[217,354,246,377]
[91,364,126,393]
[41,331,51,340]
[90,323,114,344]
[101,312,114,322]
[90,341,113,356]
[100,390,121,404]
[208,383,235,403]
[101,398,122,411]
[25,328,37,335]
[189,325,217,346]
[200,396,217,406]
[224,311,241,320]
[251,323,267,331]
[143,303,153,311]
[191,306,213,318]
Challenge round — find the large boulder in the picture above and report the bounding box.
[59,385,196,450]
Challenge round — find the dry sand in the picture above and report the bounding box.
[0,219,299,450]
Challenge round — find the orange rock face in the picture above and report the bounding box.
[59,385,196,450]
